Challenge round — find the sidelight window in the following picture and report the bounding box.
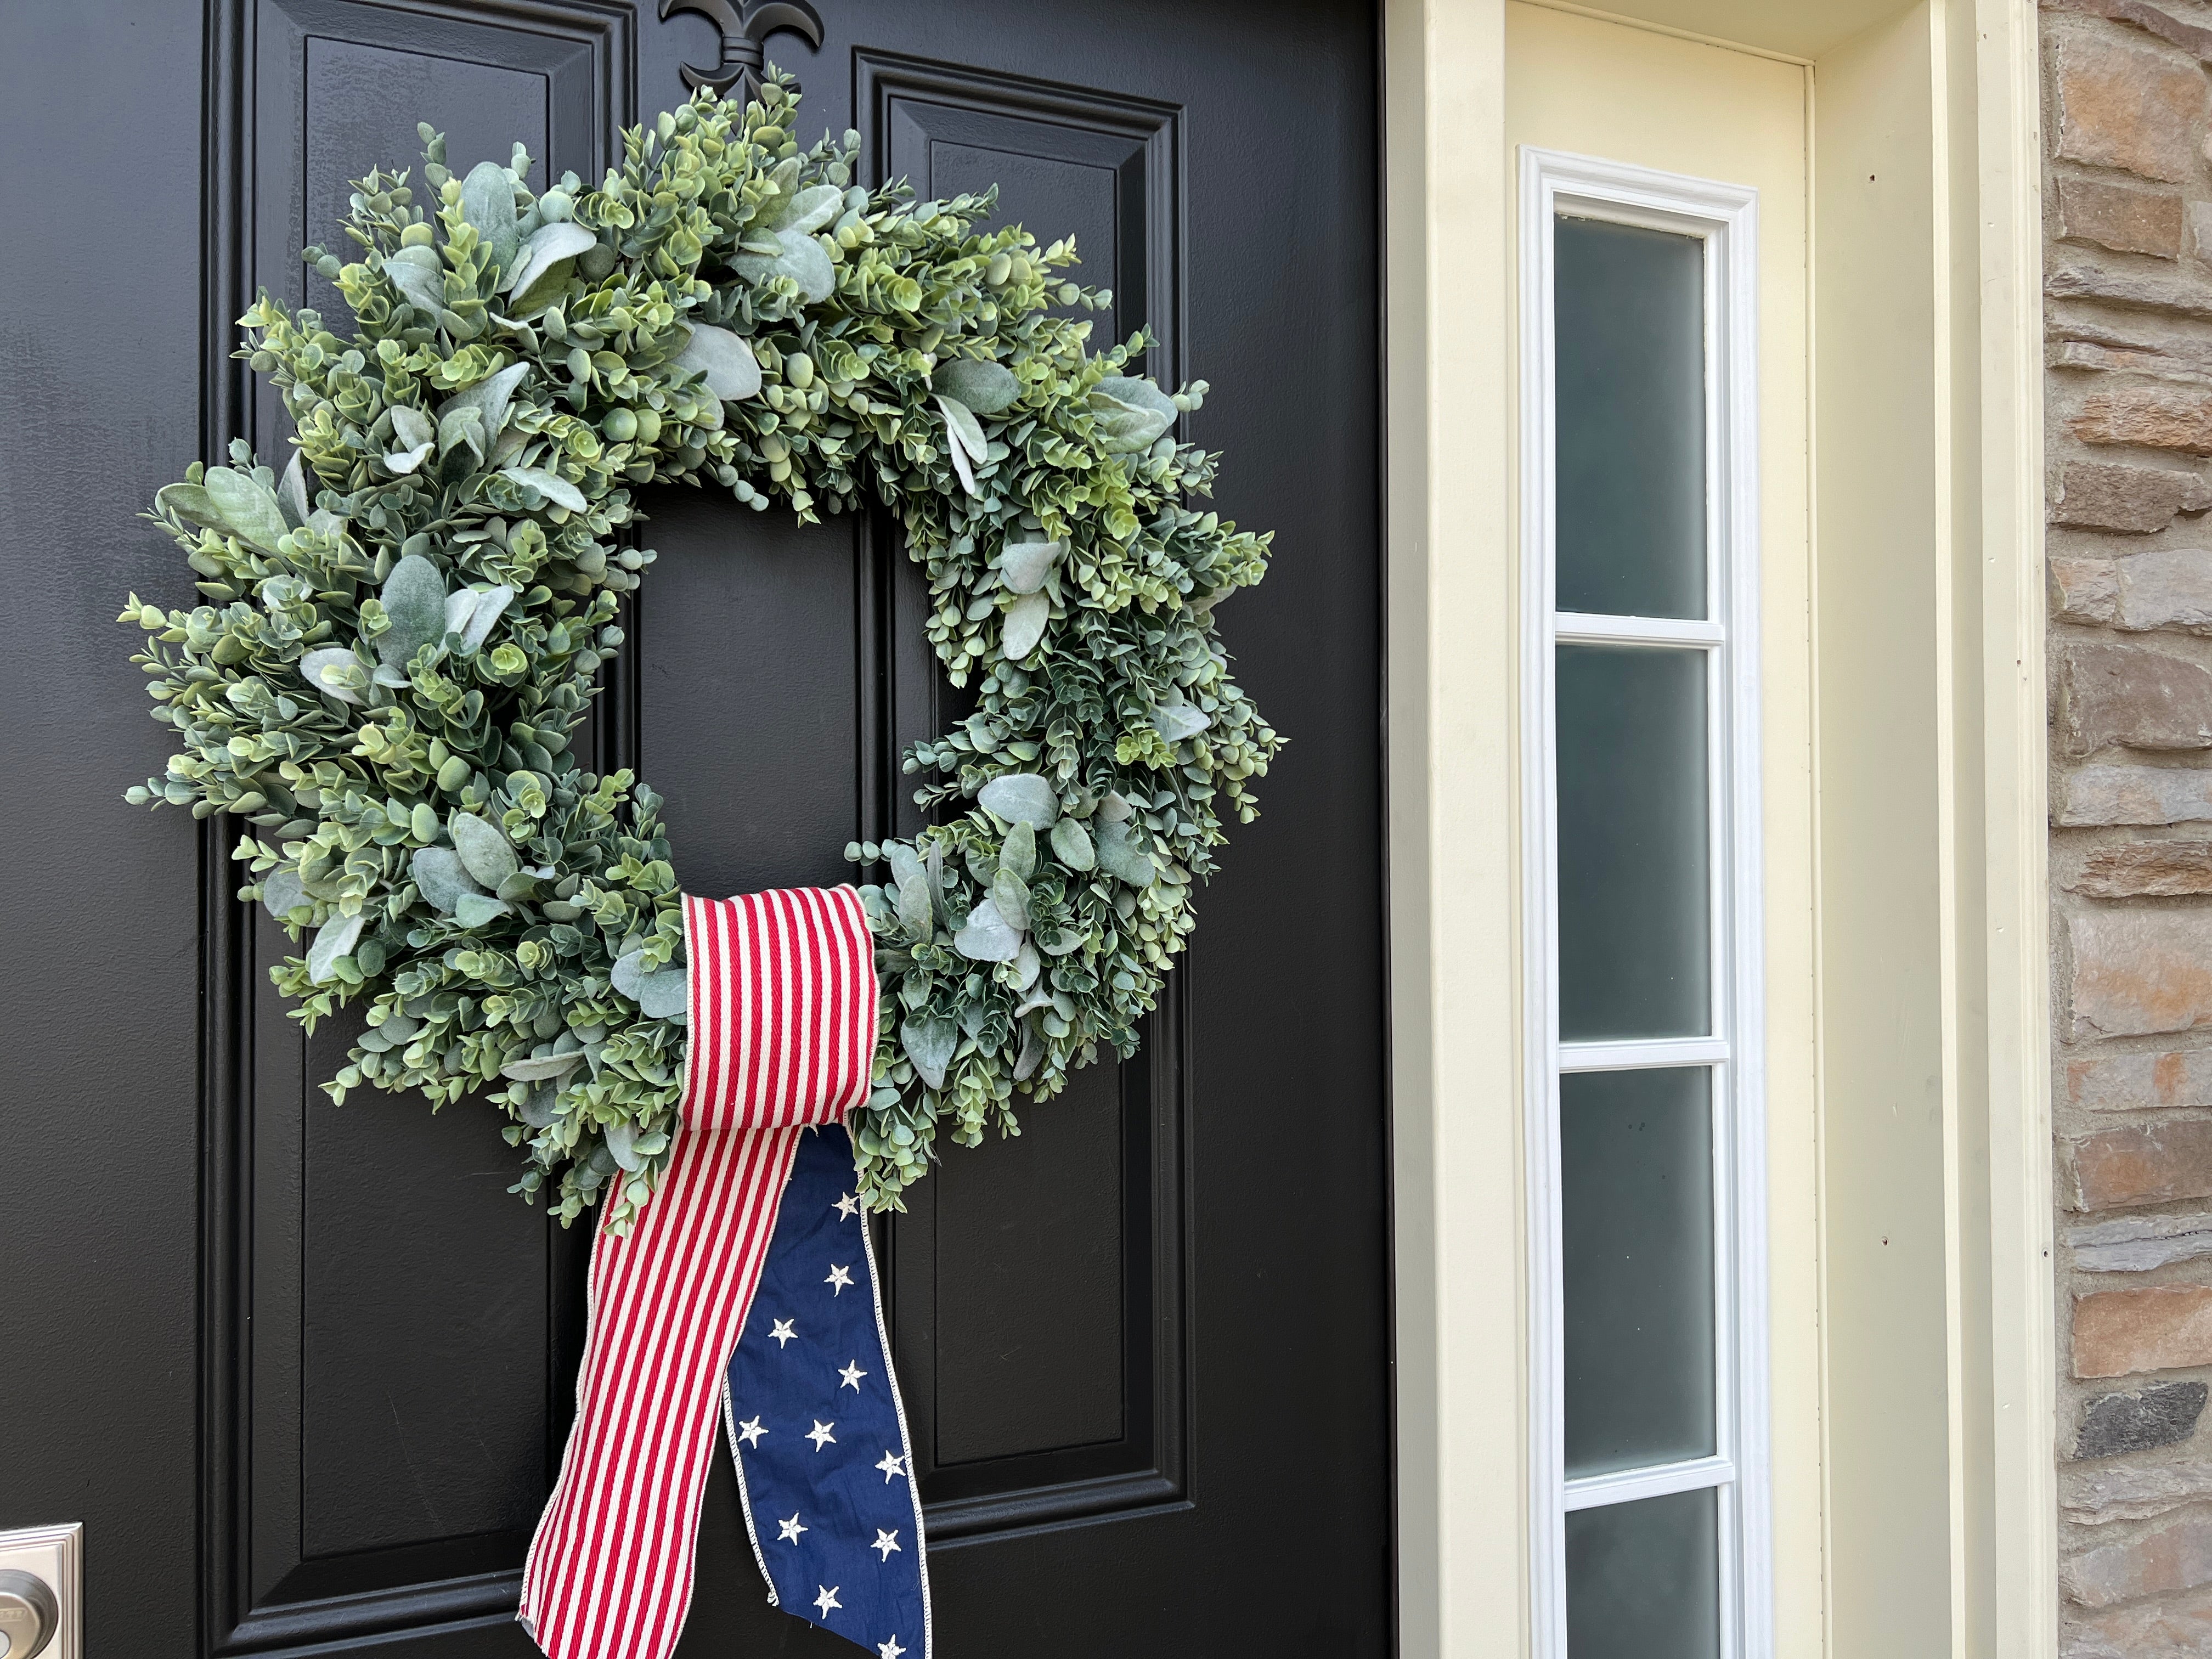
[1519,150,1769,1659]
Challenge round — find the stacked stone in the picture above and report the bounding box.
[2045,2,2212,1651]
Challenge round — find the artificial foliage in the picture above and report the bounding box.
[122,76,1279,1229]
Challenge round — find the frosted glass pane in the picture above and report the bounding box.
[1554,215,1706,619]
[1561,1067,1716,1476]
[1556,645,1709,1040]
[1566,1488,1721,1659]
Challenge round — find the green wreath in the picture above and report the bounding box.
[122,75,1278,1229]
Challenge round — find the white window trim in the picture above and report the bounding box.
[1517,144,1769,1659]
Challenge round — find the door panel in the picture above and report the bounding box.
[0,1,1386,1654]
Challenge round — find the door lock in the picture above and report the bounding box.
[0,1570,57,1659]
[0,1528,76,1659]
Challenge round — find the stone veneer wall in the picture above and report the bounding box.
[2044,1,2212,1651]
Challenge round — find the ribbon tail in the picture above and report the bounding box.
[518,1121,803,1659]
[725,1123,932,1658]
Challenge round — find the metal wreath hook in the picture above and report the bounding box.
[658,0,826,99]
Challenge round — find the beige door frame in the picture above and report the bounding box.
[1380,1,2052,1654]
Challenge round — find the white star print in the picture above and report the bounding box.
[826,1263,854,1295]
[736,1415,767,1447]
[777,1513,808,1544]
[814,1585,842,1616]
[834,1190,860,1221]
[839,1360,868,1391]
[875,1450,907,1483]
[770,1318,797,1347]
[806,1419,837,1451]
[879,1638,906,1658]
[872,1528,902,1560]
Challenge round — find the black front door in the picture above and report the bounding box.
[0,2,1387,1654]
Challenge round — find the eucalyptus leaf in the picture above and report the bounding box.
[934,357,1019,416]
[518,1084,561,1127]
[1002,590,1050,660]
[454,891,512,927]
[900,1016,958,1091]
[259,866,307,922]
[448,811,520,886]
[307,912,364,984]
[459,160,521,274]
[605,1119,645,1172]
[998,538,1062,595]
[673,323,763,401]
[953,896,1023,962]
[978,773,1059,827]
[1049,816,1095,871]
[633,968,689,1020]
[376,553,447,668]
[610,948,654,1001]
[1088,375,1180,453]
[501,466,586,511]
[298,647,366,706]
[410,845,484,913]
[202,466,291,553]
[501,1049,585,1082]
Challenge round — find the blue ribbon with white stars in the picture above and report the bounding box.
[723,1122,930,1657]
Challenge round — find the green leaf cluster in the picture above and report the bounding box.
[122,73,1280,1224]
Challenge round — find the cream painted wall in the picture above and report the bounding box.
[1504,7,1822,1650]
[1385,0,2052,1654]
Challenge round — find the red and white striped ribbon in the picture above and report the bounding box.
[518,884,878,1659]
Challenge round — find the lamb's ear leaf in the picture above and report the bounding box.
[202,466,292,552]
[438,360,532,445]
[459,160,521,274]
[277,453,311,528]
[672,323,762,401]
[1002,590,1050,660]
[998,538,1063,595]
[501,466,586,512]
[978,774,1059,827]
[409,846,484,913]
[935,358,1019,416]
[771,183,844,235]
[448,811,520,887]
[307,913,364,984]
[376,554,447,668]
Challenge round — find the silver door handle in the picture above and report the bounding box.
[0,1527,76,1659]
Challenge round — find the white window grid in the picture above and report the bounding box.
[1517,145,1770,1659]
